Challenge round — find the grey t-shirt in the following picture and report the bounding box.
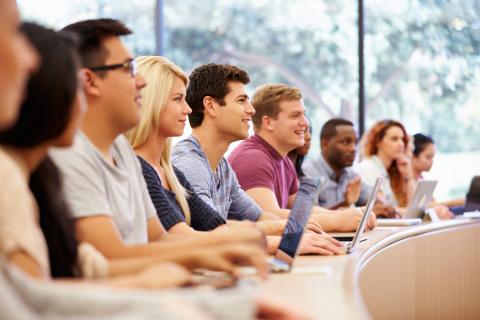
[49,133,156,244]
[171,136,262,221]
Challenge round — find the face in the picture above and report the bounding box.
[269,99,308,153]
[94,36,146,133]
[157,76,191,137]
[324,125,357,169]
[54,75,88,147]
[215,81,254,141]
[295,123,311,156]
[0,0,39,129]
[412,143,435,172]
[377,125,405,160]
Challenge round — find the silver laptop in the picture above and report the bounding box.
[377,180,437,226]
[269,178,321,272]
[342,176,383,254]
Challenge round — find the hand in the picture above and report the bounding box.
[305,218,324,234]
[256,294,314,320]
[395,154,413,180]
[344,177,362,205]
[329,207,376,232]
[114,262,192,289]
[373,203,400,218]
[188,243,269,279]
[432,204,454,220]
[298,232,345,256]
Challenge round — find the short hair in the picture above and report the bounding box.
[251,83,302,131]
[62,18,131,69]
[186,63,250,128]
[320,118,354,140]
[413,133,434,157]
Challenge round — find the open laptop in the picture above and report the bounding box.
[377,179,437,226]
[268,177,321,272]
[336,176,383,254]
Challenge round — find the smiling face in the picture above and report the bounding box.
[0,0,39,129]
[377,125,406,161]
[215,81,255,142]
[269,99,308,154]
[157,76,191,138]
[324,124,357,169]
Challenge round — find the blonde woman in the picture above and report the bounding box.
[126,56,227,233]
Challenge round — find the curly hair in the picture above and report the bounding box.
[360,119,409,206]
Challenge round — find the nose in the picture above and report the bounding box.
[21,34,40,75]
[183,101,192,115]
[135,73,147,89]
[246,100,255,115]
[300,114,308,128]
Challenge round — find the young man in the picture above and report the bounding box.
[0,0,38,130]
[302,118,397,217]
[172,63,344,255]
[228,84,376,231]
[49,19,268,274]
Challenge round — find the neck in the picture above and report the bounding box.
[134,133,167,170]
[256,131,290,157]
[81,109,121,162]
[376,151,394,169]
[5,145,49,175]
[192,126,231,171]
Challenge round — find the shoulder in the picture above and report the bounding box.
[0,149,29,199]
[229,139,271,162]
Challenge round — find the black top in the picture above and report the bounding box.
[138,156,226,231]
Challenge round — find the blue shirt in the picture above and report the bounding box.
[171,136,262,221]
[302,154,372,208]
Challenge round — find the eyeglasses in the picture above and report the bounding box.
[88,58,137,77]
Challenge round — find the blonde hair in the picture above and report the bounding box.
[251,83,302,131]
[125,56,191,224]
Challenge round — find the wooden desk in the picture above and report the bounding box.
[257,219,480,320]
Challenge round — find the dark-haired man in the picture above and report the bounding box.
[173,63,344,255]
[303,118,397,216]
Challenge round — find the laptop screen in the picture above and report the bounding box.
[276,178,320,259]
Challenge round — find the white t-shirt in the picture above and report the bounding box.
[354,155,398,207]
[50,133,156,244]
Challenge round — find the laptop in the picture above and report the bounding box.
[336,176,383,254]
[269,177,321,272]
[377,180,437,226]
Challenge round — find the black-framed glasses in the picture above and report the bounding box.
[88,58,137,77]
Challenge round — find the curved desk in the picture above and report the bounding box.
[258,219,480,319]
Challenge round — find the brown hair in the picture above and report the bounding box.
[361,119,409,206]
[186,63,250,128]
[251,83,302,131]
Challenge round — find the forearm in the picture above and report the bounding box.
[255,219,286,236]
[266,236,280,254]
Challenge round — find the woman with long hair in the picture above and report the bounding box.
[355,119,415,208]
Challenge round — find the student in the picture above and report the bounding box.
[288,121,312,178]
[48,19,268,273]
[172,63,344,255]
[302,118,397,217]
[126,56,227,233]
[355,119,415,208]
[0,0,38,130]
[411,133,456,218]
[228,84,376,232]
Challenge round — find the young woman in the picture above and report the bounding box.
[355,119,415,209]
[288,122,312,178]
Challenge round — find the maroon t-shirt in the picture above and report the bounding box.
[228,134,299,209]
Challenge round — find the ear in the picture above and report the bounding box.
[203,96,216,118]
[80,68,101,98]
[321,138,329,151]
[261,115,274,132]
